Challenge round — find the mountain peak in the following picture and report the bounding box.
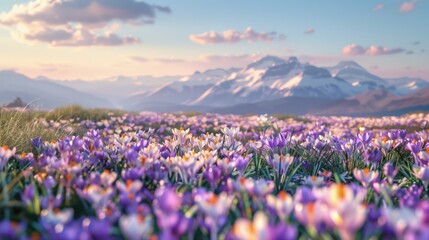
[287,56,299,64]
[246,55,286,69]
[0,69,19,76]
[336,61,365,71]
[0,70,30,81]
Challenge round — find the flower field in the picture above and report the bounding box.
[1,112,429,240]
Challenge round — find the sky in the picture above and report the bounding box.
[0,0,428,80]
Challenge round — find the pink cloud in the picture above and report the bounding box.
[128,56,148,63]
[372,4,385,11]
[155,58,187,63]
[201,54,260,62]
[342,44,404,56]
[342,44,366,56]
[400,0,417,13]
[365,45,404,56]
[19,26,140,46]
[0,0,169,46]
[304,28,315,34]
[189,27,285,44]
[0,0,169,26]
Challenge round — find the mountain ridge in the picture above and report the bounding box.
[1,56,428,116]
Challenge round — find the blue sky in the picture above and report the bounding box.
[0,0,427,80]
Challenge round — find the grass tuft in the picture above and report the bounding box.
[45,105,129,122]
[0,109,63,153]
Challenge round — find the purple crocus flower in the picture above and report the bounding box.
[364,148,383,165]
[388,131,398,140]
[21,184,35,206]
[268,222,298,240]
[160,146,175,159]
[155,187,182,214]
[413,165,429,189]
[204,167,222,187]
[0,220,25,239]
[72,136,84,150]
[407,141,423,155]
[31,137,43,149]
[125,148,139,163]
[122,167,145,181]
[357,132,372,145]
[396,185,423,208]
[277,133,288,149]
[87,218,112,239]
[44,175,57,190]
[353,168,379,188]
[294,186,316,204]
[383,162,398,184]
[51,220,91,240]
[265,137,279,150]
[398,129,407,139]
[234,155,250,175]
[0,146,16,170]
[138,139,149,149]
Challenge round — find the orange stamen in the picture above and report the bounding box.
[65,173,73,183]
[11,222,19,230]
[363,168,370,175]
[337,184,346,199]
[278,191,288,200]
[140,156,147,165]
[239,177,246,185]
[208,195,218,205]
[31,232,40,240]
[126,179,133,188]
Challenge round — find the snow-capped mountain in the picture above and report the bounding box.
[3,55,427,115]
[190,59,354,107]
[327,61,393,93]
[120,55,428,110]
[246,55,287,70]
[385,77,429,95]
[123,68,239,110]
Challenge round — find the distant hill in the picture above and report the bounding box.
[0,70,112,109]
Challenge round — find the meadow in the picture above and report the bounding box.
[1,106,429,239]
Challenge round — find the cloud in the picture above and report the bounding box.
[20,25,140,46]
[372,4,385,11]
[128,56,149,63]
[304,28,315,34]
[201,54,257,62]
[155,58,187,63]
[189,27,285,44]
[0,0,169,46]
[127,57,187,64]
[414,41,421,45]
[406,50,414,55]
[400,0,417,13]
[342,44,366,56]
[365,45,404,56]
[342,44,405,56]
